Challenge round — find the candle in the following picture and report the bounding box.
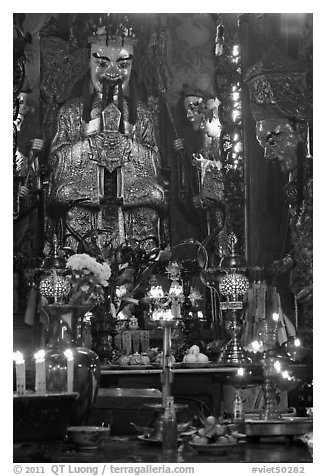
[64,348,74,393]
[34,349,46,395]
[13,351,26,395]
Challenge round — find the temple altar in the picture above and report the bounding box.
[13,12,313,466]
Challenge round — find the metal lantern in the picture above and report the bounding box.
[217,233,251,364]
[219,272,249,301]
[39,269,71,303]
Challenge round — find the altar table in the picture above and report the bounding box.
[13,436,312,463]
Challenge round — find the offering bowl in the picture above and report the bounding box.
[67,425,110,450]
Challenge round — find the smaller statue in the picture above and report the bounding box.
[173,84,228,261]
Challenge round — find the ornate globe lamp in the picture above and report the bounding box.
[39,235,71,304]
[218,233,251,364]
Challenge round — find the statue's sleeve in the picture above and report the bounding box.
[122,105,167,212]
[47,102,99,206]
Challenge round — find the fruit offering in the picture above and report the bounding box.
[118,352,151,366]
[190,416,246,445]
[183,345,209,364]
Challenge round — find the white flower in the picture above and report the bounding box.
[116,285,127,298]
[66,253,111,286]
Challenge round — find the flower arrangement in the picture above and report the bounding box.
[65,253,111,306]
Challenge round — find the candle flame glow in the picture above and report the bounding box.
[251,340,262,352]
[273,360,282,372]
[282,370,290,379]
[232,44,240,56]
[13,351,24,364]
[237,367,245,376]
[64,348,74,361]
[34,349,45,361]
[272,313,279,322]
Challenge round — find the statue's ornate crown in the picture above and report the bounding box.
[245,59,312,123]
[88,13,138,46]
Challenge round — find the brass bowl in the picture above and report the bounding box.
[245,417,313,437]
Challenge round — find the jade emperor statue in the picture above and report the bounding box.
[46,18,168,251]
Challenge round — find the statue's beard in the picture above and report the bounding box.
[100,77,125,133]
[100,78,120,107]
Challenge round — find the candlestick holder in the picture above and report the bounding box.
[159,318,177,407]
[143,311,188,443]
[257,313,285,421]
[147,260,184,407]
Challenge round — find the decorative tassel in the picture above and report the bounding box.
[215,23,224,56]
[82,72,96,124]
[117,81,125,133]
[128,72,138,126]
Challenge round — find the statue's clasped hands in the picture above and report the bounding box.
[88,130,133,170]
[173,138,184,152]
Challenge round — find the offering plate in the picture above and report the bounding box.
[245,417,313,438]
[189,441,240,454]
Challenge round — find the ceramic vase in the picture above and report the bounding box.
[39,303,101,425]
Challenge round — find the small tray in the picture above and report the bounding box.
[189,441,239,454]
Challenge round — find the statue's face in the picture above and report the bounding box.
[183,95,205,131]
[256,119,300,173]
[14,92,33,131]
[205,98,222,139]
[90,41,134,95]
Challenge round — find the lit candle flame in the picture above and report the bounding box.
[13,351,24,364]
[34,349,45,361]
[272,313,279,322]
[251,340,263,352]
[282,370,290,379]
[294,338,301,347]
[273,360,282,372]
[64,348,74,361]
